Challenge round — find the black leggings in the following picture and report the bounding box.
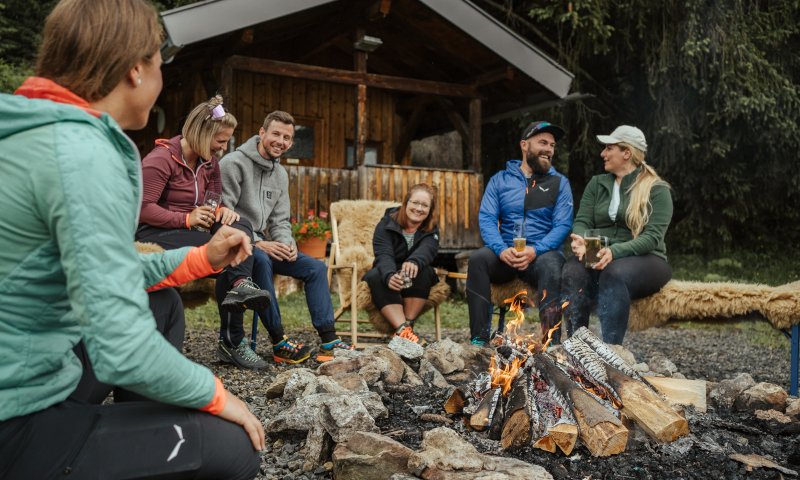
[363,265,438,311]
[562,254,671,344]
[0,288,259,480]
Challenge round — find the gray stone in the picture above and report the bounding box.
[313,375,349,395]
[319,394,379,443]
[389,475,421,480]
[423,339,465,374]
[609,344,637,368]
[389,335,426,360]
[332,372,370,392]
[735,382,788,412]
[358,356,391,385]
[710,373,756,410]
[786,397,800,419]
[632,362,650,373]
[266,368,316,399]
[357,390,389,419]
[284,369,320,401]
[303,422,334,472]
[419,359,451,389]
[332,431,414,480]
[402,361,424,386]
[407,427,552,480]
[648,352,677,376]
[317,356,364,377]
[367,346,408,384]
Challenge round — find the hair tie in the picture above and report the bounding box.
[210,104,225,120]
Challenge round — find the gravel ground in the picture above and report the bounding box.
[184,323,797,479]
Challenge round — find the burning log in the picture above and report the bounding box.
[533,353,628,457]
[569,327,689,443]
[444,388,466,415]
[499,374,534,450]
[527,362,579,455]
[469,387,501,432]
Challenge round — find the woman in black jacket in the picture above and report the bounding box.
[364,184,440,343]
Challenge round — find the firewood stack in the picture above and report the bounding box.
[444,327,689,457]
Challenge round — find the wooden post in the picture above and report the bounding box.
[354,29,368,167]
[469,98,481,171]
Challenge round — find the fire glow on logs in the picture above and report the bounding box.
[444,293,689,457]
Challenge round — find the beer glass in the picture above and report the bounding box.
[195,191,221,232]
[513,221,526,252]
[583,229,609,268]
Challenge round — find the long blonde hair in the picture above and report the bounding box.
[620,143,669,238]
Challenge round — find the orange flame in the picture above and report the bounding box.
[489,356,525,396]
[502,290,527,338]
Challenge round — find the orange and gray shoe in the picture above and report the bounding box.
[316,338,354,362]
[394,322,420,344]
[272,336,312,364]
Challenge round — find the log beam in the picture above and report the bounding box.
[225,55,478,98]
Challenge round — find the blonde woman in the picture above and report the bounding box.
[137,95,273,370]
[0,1,262,478]
[562,126,673,344]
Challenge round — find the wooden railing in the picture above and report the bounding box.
[285,164,483,250]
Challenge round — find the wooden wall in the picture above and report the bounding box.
[284,164,483,250]
[230,71,403,168]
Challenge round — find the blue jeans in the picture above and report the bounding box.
[250,248,337,344]
[562,255,671,344]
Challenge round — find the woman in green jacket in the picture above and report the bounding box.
[562,125,673,344]
[0,0,263,478]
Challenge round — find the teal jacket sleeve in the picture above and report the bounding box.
[138,247,192,289]
[43,127,215,408]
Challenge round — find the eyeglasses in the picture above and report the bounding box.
[409,200,430,210]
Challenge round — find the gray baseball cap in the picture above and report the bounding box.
[596,125,648,152]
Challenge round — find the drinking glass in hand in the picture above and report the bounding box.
[583,229,608,268]
[513,221,526,252]
[195,191,221,232]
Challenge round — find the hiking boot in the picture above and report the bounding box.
[316,338,354,362]
[272,336,312,365]
[221,278,272,311]
[394,322,421,344]
[217,339,269,370]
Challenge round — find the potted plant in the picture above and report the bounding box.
[291,209,332,259]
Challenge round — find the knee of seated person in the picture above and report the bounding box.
[230,218,254,236]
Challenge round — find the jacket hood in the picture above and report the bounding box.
[239,134,280,172]
[1,78,110,142]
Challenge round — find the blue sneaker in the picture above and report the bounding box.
[272,336,312,364]
[316,338,354,362]
[470,336,488,346]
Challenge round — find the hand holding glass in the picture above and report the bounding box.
[195,191,221,232]
[583,229,609,268]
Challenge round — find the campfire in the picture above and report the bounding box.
[444,292,689,457]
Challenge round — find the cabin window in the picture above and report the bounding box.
[284,116,323,165]
[345,141,380,167]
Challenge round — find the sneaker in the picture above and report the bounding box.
[221,278,271,311]
[272,336,312,364]
[316,338,354,362]
[394,322,420,344]
[217,339,269,370]
[470,336,488,346]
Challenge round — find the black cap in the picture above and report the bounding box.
[521,121,565,142]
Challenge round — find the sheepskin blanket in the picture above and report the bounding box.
[329,199,452,333]
[629,279,800,331]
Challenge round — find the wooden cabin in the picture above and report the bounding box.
[133,0,574,251]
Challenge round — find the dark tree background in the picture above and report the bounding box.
[476,0,800,256]
[2,0,798,256]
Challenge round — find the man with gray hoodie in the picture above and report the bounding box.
[220,111,353,367]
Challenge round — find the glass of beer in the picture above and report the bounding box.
[513,221,526,252]
[583,229,608,268]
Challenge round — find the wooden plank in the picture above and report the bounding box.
[293,79,306,117]
[356,84,367,166]
[331,84,346,168]
[469,98,482,171]
[240,72,253,138]
[226,56,478,98]
[280,76,294,117]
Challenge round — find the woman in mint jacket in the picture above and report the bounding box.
[0,1,263,478]
[562,126,673,344]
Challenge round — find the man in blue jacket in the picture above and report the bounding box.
[467,121,573,345]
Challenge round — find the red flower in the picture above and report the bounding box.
[319,211,328,219]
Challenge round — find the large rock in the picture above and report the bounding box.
[647,352,678,376]
[332,431,414,480]
[735,382,788,412]
[786,397,800,420]
[266,368,316,398]
[423,339,466,374]
[368,346,408,384]
[389,335,426,360]
[609,344,637,367]
[709,373,755,410]
[331,372,370,392]
[407,427,552,480]
[319,394,379,442]
[418,359,451,389]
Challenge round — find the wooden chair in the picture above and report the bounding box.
[327,199,454,347]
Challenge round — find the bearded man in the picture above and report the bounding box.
[466,121,574,345]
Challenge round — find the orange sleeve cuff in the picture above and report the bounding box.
[200,376,227,415]
[146,245,221,291]
[185,214,191,229]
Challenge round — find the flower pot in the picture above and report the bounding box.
[297,236,327,259]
